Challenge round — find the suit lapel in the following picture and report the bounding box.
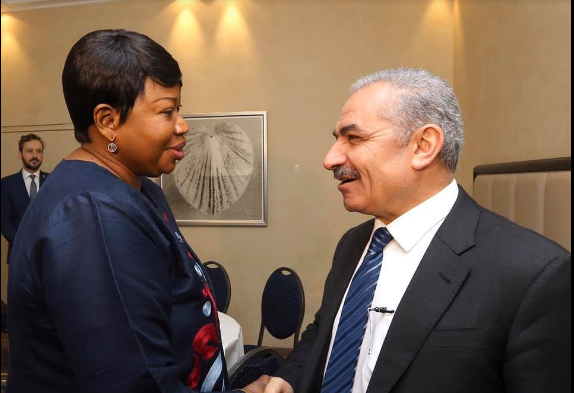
[302,221,375,392]
[15,171,31,202]
[39,171,48,187]
[324,222,375,327]
[367,187,480,393]
[367,240,469,392]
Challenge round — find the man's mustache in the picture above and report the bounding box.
[333,166,361,181]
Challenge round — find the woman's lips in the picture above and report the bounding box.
[167,142,186,160]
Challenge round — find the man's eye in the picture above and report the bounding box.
[348,135,360,141]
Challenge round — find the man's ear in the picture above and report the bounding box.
[410,124,445,170]
[93,104,119,141]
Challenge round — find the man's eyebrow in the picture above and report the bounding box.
[333,124,365,138]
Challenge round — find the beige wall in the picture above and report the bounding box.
[1,0,454,346]
[1,0,570,347]
[454,0,571,189]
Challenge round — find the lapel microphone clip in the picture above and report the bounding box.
[368,307,395,314]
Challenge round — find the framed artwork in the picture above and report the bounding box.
[161,111,268,226]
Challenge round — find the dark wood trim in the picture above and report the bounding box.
[474,157,571,179]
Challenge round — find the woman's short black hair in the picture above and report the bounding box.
[62,29,182,143]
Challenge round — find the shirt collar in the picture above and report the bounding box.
[22,168,40,179]
[374,180,459,253]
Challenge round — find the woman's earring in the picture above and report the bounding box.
[107,136,118,154]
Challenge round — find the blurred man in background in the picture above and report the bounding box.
[1,133,49,264]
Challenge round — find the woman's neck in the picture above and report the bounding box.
[66,146,141,190]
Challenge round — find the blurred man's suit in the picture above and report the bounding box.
[1,170,49,263]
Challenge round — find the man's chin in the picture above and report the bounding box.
[342,199,365,214]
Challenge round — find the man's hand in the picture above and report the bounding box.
[241,375,272,393]
[263,377,294,393]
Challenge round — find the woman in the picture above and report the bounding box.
[7,29,266,393]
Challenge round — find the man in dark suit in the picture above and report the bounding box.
[1,133,49,264]
[265,69,571,393]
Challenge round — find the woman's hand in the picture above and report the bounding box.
[263,377,294,393]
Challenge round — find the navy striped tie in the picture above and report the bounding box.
[321,227,394,393]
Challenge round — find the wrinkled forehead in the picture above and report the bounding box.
[337,83,399,129]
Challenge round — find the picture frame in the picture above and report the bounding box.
[160,111,268,226]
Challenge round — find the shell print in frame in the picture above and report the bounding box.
[173,122,255,216]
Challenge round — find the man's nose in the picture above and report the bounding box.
[323,142,346,171]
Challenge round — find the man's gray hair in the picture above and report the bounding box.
[351,68,464,172]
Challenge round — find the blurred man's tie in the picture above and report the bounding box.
[30,175,37,200]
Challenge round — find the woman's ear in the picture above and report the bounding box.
[410,124,445,171]
[93,104,119,141]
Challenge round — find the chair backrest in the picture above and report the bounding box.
[474,157,571,251]
[203,261,232,313]
[228,347,285,389]
[258,267,305,347]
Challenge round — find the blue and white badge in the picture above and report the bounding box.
[194,264,204,278]
[203,301,212,317]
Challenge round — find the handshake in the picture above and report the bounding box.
[240,376,293,393]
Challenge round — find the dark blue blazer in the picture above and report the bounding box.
[7,161,237,393]
[1,170,49,262]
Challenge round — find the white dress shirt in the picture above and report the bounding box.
[324,180,459,392]
[22,168,40,197]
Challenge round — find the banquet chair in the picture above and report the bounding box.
[228,347,285,390]
[245,267,305,354]
[203,261,232,313]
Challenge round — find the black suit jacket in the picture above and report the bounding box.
[1,170,49,262]
[277,187,571,393]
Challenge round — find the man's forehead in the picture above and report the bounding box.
[336,98,381,131]
[22,140,43,149]
[338,106,360,122]
[335,108,361,133]
[345,83,394,111]
[335,83,397,129]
